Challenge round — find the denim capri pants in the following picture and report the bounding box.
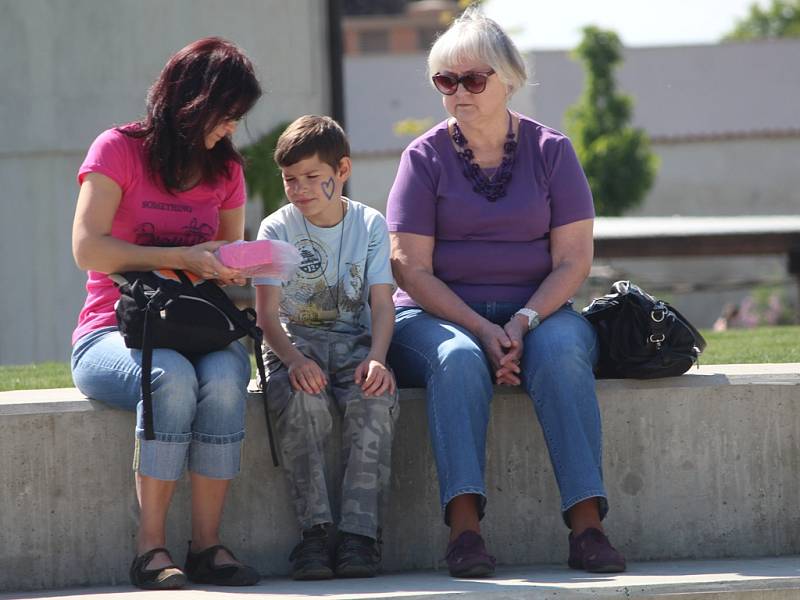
[71,326,251,480]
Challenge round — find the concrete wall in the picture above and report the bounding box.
[350,154,399,215]
[0,0,330,365]
[2,365,800,591]
[345,39,800,154]
[633,138,800,217]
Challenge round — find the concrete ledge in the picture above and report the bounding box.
[1,364,799,592]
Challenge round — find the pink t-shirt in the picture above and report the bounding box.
[72,127,246,344]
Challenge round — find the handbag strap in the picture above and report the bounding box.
[173,270,279,466]
[251,325,279,467]
[140,298,159,441]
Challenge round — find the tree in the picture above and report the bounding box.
[565,26,658,216]
[723,0,800,40]
[240,122,291,218]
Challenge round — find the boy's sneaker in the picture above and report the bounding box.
[334,532,381,578]
[289,525,333,580]
[445,530,496,578]
[568,527,626,573]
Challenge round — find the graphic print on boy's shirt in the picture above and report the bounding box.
[284,233,365,326]
[253,199,395,334]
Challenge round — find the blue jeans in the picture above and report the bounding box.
[388,303,608,526]
[71,326,251,481]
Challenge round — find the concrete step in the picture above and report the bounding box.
[4,556,800,599]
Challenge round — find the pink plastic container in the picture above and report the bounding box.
[215,239,301,280]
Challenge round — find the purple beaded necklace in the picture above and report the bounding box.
[451,111,518,202]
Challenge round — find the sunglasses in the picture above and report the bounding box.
[432,69,496,95]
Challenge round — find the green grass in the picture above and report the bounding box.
[1,325,798,392]
[698,325,800,365]
[0,362,74,392]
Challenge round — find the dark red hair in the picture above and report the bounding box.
[121,37,262,192]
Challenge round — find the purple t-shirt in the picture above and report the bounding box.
[386,114,594,306]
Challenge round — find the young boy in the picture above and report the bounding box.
[254,115,398,580]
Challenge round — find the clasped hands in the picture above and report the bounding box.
[287,355,396,397]
[477,315,529,386]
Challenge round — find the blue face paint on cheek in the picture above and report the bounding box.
[322,177,335,201]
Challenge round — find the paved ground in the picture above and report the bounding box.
[4,556,800,599]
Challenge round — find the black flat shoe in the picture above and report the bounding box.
[335,532,381,578]
[129,547,187,590]
[290,526,334,580]
[184,542,260,586]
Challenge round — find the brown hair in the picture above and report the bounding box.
[274,115,350,171]
[121,37,261,192]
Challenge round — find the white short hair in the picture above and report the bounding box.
[428,7,528,96]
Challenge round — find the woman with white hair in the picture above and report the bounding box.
[387,9,625,577]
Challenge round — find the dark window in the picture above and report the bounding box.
[359,30,390,53]
[418,26,441,50]
[344,0,406,15]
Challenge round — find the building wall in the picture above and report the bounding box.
[349,155,400,214]
[635,138,800,217]
[345,41,800,328]
[0,0,330,364]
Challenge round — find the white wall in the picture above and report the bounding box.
[636,138,800,217]
[349,155,400,215]
[0,0,331,364]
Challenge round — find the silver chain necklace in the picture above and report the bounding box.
[302,200,347,322]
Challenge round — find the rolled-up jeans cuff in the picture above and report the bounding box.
[188,430,245,479]
[133,435,190,481]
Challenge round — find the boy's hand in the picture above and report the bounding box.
[355,359,396,397]
[287,355,328,395]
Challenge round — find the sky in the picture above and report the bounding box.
[482,0,765,50]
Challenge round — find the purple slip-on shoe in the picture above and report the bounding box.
[568,527,626,573]
[445,530,496,578]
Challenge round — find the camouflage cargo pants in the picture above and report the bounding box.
[263,323,399,539]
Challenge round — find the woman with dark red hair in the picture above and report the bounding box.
[71,38,262,589]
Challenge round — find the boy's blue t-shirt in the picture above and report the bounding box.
[253,198,394,333]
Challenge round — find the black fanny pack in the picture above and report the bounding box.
[582,280,707,379]
[112,269,278,466]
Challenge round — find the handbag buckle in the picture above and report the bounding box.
[648,333,666,346]
[651,308,667,322]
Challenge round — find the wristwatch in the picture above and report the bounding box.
[514,308,541,331]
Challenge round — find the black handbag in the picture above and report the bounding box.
[111,269,278,466]
[581,280,707,379]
